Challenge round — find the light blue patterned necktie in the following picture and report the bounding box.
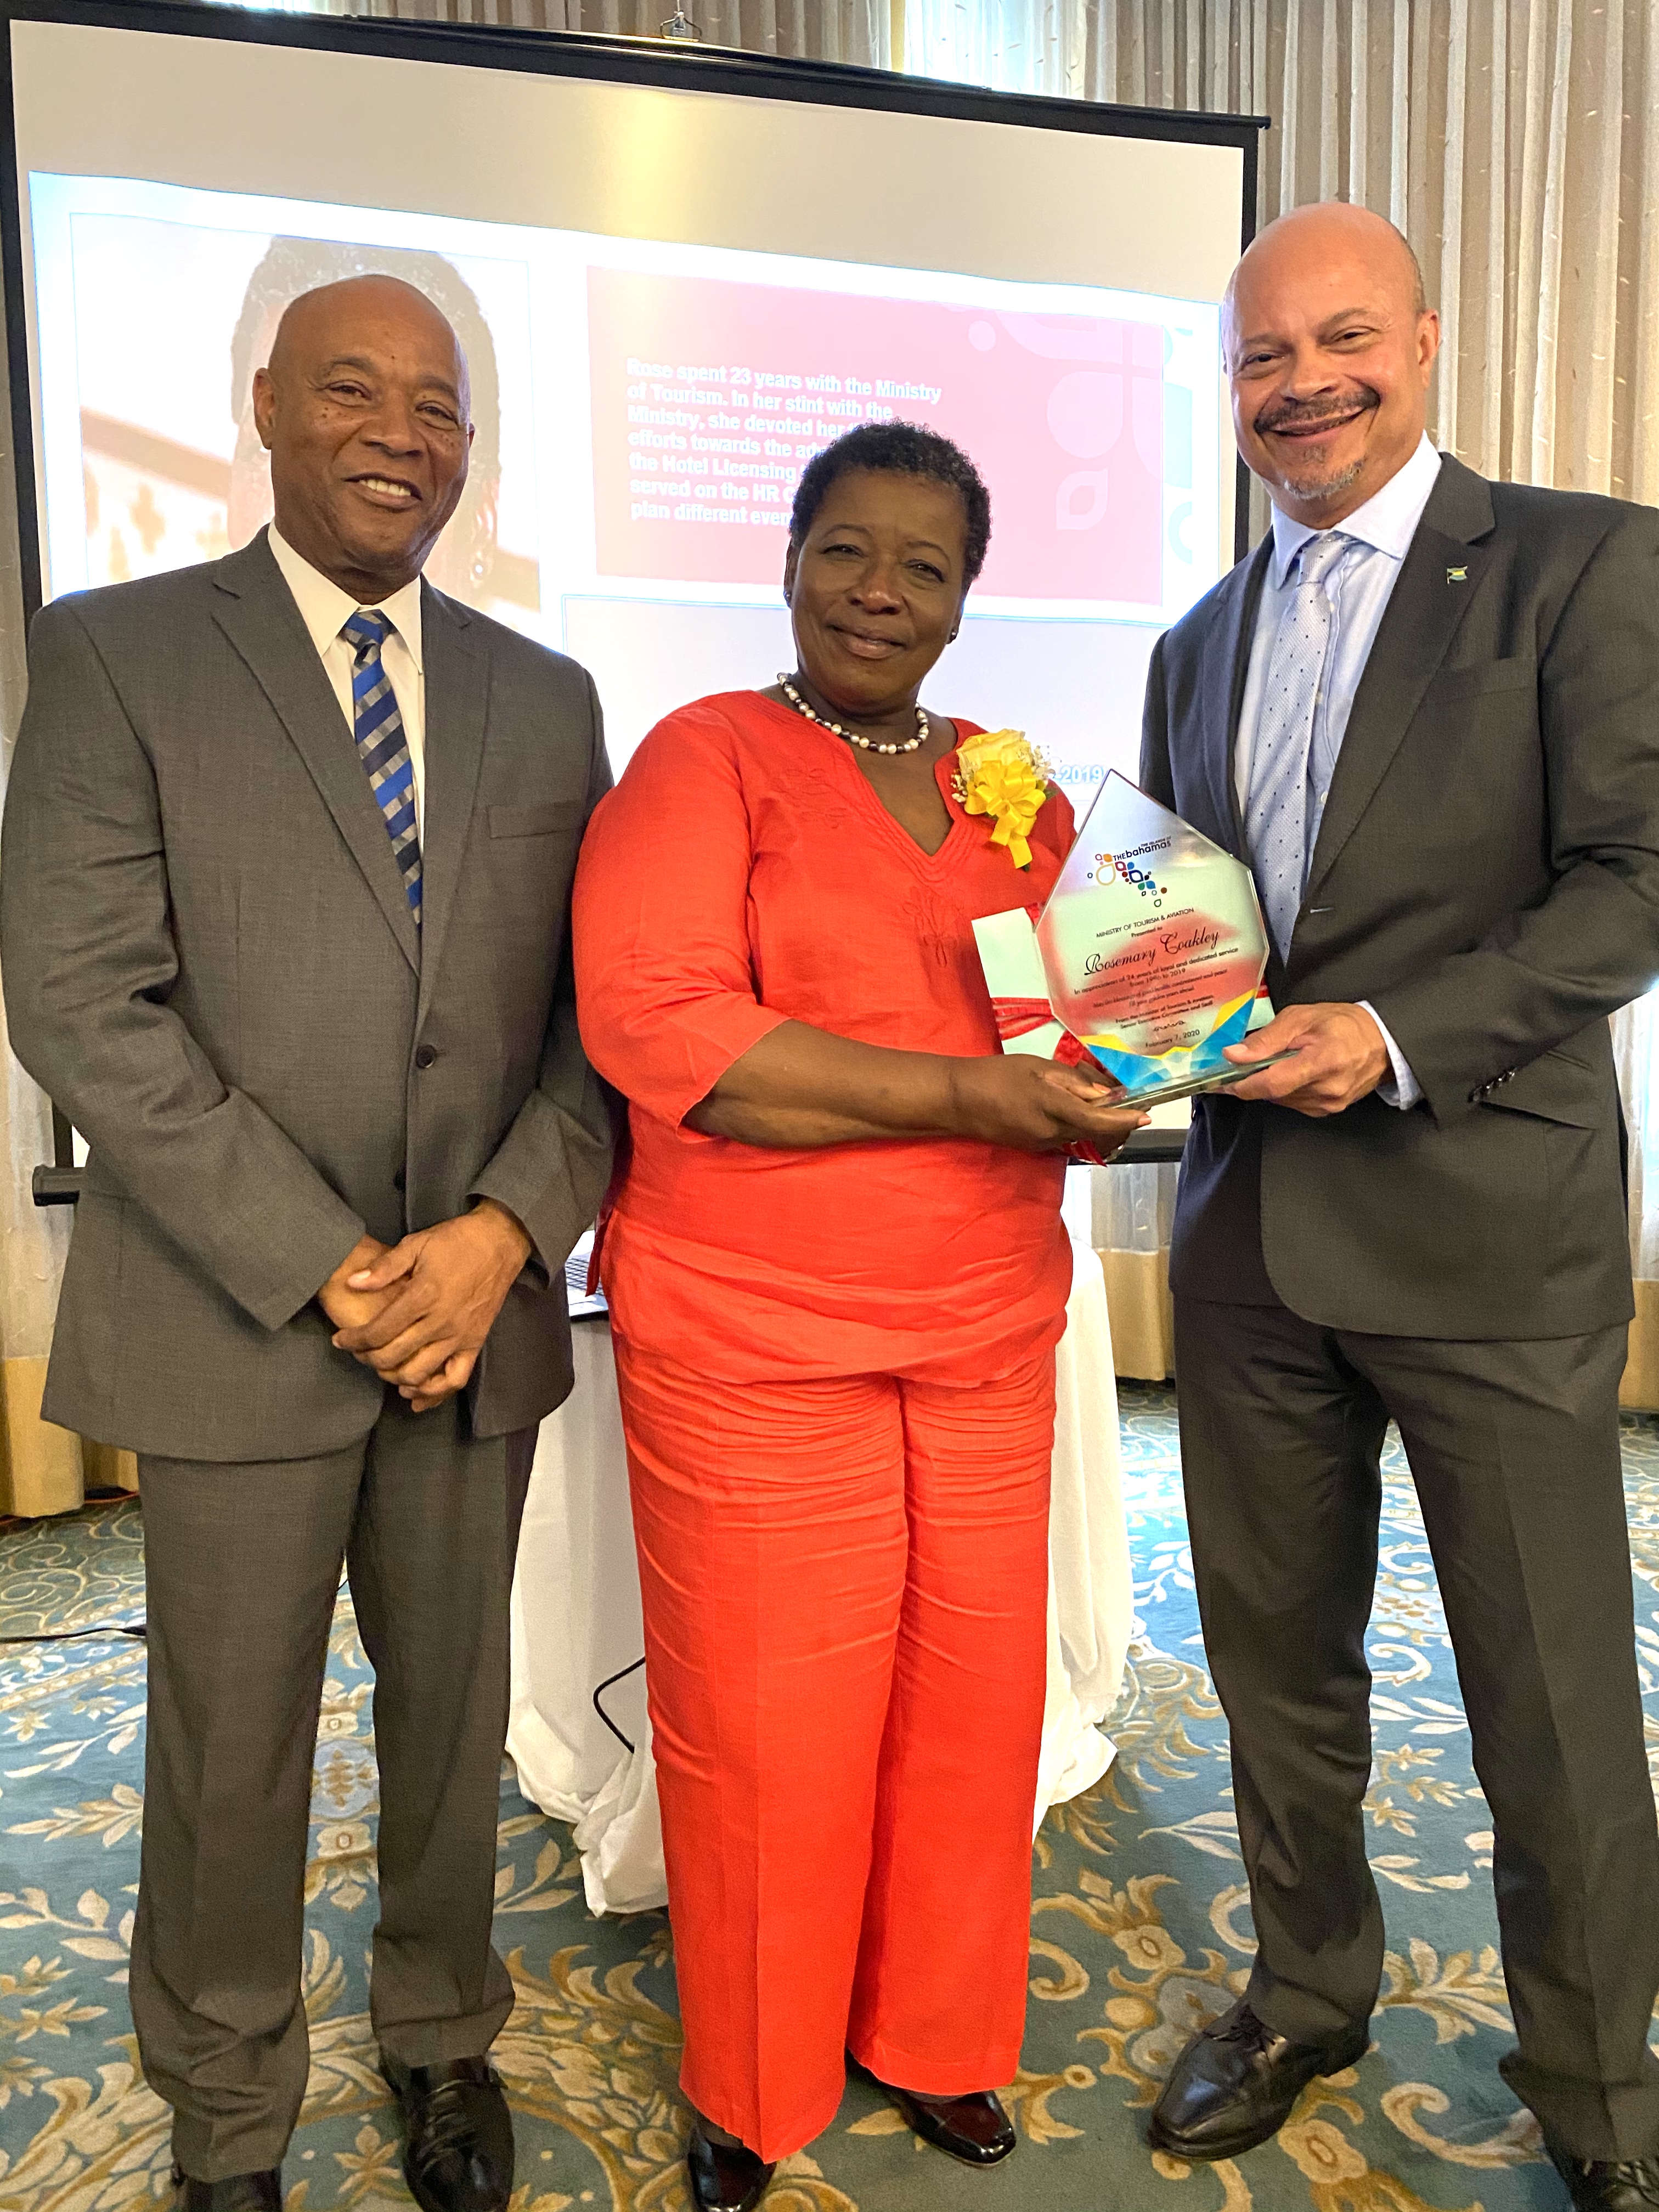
[1244,531,1348,960]
[341,610,422,927]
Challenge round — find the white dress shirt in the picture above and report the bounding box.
[1234,434,1444,1108]
[267,523,427,838]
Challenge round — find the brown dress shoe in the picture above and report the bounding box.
[687,2119,775,2210]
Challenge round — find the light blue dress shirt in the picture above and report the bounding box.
[1234,434,1444,1109]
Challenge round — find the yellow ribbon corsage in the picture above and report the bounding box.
[951,729,1053,870]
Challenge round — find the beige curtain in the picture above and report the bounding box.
[906,0,1659,506]
[901,0,1659,1386]
[277,0,890,63]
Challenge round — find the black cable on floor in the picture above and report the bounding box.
[0,1621,146,1644]
[0,1579,341,1649]
[592,1656,646,1753]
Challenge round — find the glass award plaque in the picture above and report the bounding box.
[973,771,1278,1107]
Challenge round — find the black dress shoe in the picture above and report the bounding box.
[172,2171,281,2212]
[382,2055,514,2212]
[1147,1999,1369,2162]
[1549,2144,1659,2209]
[687,2119,775,2210]
[879,2083,1017,2168]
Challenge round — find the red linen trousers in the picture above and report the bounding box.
[572,691,1077,2159]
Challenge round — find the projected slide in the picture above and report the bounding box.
[589,270,1167,603]
[27,173,1224,793]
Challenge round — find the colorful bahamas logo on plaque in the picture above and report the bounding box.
[971,770,1277,1107]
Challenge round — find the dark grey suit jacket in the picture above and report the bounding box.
[2,534,614,1459]
[1139,455,1659,1340]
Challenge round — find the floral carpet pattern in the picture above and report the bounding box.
[4,1384,1659,2212]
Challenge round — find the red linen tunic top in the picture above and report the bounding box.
[572,690,1077,1382]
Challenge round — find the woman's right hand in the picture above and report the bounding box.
[946,1055,1150,1155]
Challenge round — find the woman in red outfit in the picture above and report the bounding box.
[572,422,1143,2212]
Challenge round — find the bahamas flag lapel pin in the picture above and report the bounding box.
[1446,565,1469,582]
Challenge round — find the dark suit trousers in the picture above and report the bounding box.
[1172,1296,1659,2161]
[129,1393,536,2180]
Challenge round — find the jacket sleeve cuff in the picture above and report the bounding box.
[250,1204,371,1331]
[468,1087,616,1282]
[1358,1000,1424,1111]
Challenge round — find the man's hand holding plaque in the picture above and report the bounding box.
[1219,999,1390,1115]
[974,770,1286,1108]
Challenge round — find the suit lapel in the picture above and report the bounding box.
[1196,538,1272,859]
[413,582,488,1020]
[210,538,421,974]
[1302,456,1496,901]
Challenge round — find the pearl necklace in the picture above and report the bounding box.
[778,674,929,757]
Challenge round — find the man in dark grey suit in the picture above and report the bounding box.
[1,278,612,2212]
[1139,202,1659,2212]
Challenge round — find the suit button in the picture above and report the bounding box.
[393,1167,405,1191]
[414,1044,437,1070]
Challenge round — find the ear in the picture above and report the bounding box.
[782,539,799,607]
[1416,307,1442,382]
[251,365,278,455]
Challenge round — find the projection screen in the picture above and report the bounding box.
[3,4,1260,1177]
[5,4,1260,787]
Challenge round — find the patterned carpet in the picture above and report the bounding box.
[4,1383,1658,2212]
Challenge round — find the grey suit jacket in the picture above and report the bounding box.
[1139,455,1659,1340]
[2,534,613,1459]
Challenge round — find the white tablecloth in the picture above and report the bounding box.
[507,1225,1134,1915]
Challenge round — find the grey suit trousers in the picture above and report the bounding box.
[130,1394,535,2180]
[1172,1296,1659,2160]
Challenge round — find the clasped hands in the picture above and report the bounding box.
[317,1198,533,1413]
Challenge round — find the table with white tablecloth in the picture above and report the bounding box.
[506,1221,1134,1915]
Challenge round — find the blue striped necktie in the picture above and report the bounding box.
[341,610,421,927]
[1243,531,1349,960]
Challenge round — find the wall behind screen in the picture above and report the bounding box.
[13,22,1244,297]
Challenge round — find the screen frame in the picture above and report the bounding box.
[2,0,1263,1183]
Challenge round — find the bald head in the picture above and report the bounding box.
[1223,204,1426,346]
[253,273,474,600]
[266,274,470,408]
[1221,199,1440,528]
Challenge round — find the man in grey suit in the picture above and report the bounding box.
[1139,203,1659,2212]
[1,278,612,2212]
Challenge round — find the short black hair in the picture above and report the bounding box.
[789,420,992,587]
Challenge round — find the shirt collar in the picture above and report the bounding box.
[266,523,425,673]
[1268,433,1443,587]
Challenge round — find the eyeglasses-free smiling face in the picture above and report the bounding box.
[1223,201,1440,527]
[253,273,474,600]
[783,468,970,724]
